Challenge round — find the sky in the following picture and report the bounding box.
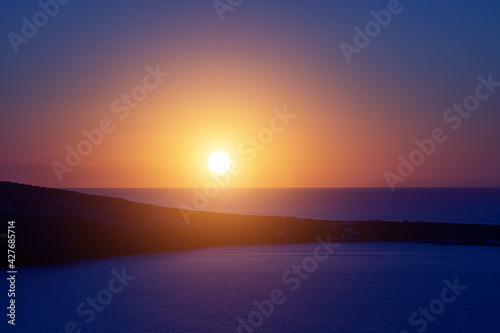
[1,0,500,188]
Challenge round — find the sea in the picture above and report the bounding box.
[4,188,499,332]
[6,243,500,332]
[68,188,500,224]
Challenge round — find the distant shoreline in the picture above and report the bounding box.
[1,181,499,266]
[66,187,500,225]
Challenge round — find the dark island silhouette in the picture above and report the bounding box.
[1,181,499,265]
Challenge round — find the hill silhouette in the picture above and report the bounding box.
[0,181,499,265]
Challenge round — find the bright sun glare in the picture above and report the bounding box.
[208,151,231,174]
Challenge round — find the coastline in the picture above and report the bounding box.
[1,181,499,266]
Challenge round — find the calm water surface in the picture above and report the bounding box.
[70,188,500,224]
[8,243,500,332]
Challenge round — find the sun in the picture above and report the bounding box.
[208,151,231,174]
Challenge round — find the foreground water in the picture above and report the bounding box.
[70,188,500,224]
[6,243,499,332]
